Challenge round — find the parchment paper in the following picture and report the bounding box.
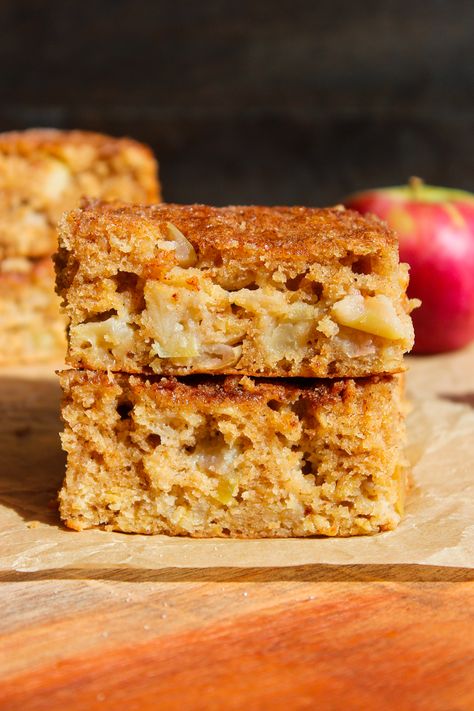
[1,345,473,572]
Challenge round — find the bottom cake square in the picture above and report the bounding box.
[58,370,407,537]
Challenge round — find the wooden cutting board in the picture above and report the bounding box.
[1,357,474,710]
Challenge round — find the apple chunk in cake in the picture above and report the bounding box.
[58,370,407,537]
[56,201,417,378]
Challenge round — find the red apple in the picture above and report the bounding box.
[345,178,474,354]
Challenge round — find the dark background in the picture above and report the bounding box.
[1,0,473,205]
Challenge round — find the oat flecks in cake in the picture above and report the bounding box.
[58,370,407,538]
[57,200,417,378]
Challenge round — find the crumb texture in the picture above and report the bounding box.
[57,201,416,378]
[59,370,407,538]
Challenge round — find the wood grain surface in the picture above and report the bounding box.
[1,566,473,710]
[0,362,474,710]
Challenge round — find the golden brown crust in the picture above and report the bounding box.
[0,128,156,164]
[58,368,394,409]
[65,199,397,266]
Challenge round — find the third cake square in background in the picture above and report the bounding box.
[0,128,160,258]
[56,200,417,378]
[0,128,160,364]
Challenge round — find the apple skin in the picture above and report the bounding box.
[345,182,474,354]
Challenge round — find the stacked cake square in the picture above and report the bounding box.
[56,201,416,537]
[0,129,159,364]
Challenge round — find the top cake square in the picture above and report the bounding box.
[56,200,416,378]
[0,129,160,258]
